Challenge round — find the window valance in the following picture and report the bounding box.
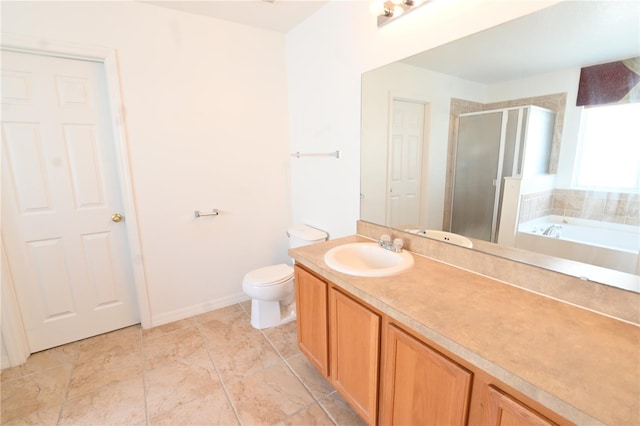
[576,57,640,106]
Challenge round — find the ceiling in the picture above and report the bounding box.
[401,1,640,84]
[143,1,640,68]
[143,0,328,33]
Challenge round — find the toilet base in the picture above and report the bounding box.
[250,299,296,329]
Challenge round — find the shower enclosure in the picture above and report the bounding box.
[450,105,555,243]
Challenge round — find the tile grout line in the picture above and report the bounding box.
[279,353,340,426]
[53,344,81,425]
[241,301,325,424]
[279,355,340,425]
[56,327,148,425]
[143,306,250,424]
[142,322,219,424]
[254,307,339,426]
[53,340,98,423]
[139,326,151,426]
[0,358,75,425]
[194,320,244,426]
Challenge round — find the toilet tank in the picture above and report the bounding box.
[287,224,328,249]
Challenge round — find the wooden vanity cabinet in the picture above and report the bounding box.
[329,288,381,426]
[294,265,380,425]
[381,323,473,426]
[294,265,329,376]
[294,264,569,426]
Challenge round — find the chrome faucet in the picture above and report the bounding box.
[542,224,562,238]
[378,234,404,253]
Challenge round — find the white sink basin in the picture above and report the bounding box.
[324,242,414,277]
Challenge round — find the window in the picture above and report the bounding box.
[574,102,640,191]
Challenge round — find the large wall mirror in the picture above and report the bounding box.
[361,1,639,293]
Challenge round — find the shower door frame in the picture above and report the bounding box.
[449,107,526,243]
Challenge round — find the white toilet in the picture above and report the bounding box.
[242,224,328,329]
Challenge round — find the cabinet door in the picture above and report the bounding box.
[382,324,472,426]
[482,386,557,426]
[329,288,380,426]
[294,265,328,376]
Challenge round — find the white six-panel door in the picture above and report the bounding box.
[386,99,424,228]
[1,50,139,352]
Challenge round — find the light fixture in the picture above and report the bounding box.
[376,0,427,27]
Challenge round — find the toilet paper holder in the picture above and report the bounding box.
[194,209,219,218]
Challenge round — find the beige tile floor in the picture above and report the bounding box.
[1,302,367,425]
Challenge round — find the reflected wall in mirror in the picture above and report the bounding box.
[360,1,640,292]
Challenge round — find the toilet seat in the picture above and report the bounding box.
[243,264,293,287]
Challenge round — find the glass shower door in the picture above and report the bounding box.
[451,112,503,242]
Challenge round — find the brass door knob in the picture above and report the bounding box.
[111,213,123,223]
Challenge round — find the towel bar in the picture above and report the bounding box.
[194,209,219,218]
[290,150,340,159]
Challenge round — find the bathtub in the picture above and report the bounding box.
[516,216,639,278]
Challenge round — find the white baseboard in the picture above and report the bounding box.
[149,293,250,329]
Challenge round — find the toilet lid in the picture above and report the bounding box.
[243,264,294,287]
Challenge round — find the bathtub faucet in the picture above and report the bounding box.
[542,224,563,238]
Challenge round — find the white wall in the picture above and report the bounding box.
[286,0,560,239]
[2,2,291,325]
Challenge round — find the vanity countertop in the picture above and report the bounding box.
[289,235,640,426]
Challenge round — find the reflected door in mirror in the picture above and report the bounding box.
[387,100,425,228]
